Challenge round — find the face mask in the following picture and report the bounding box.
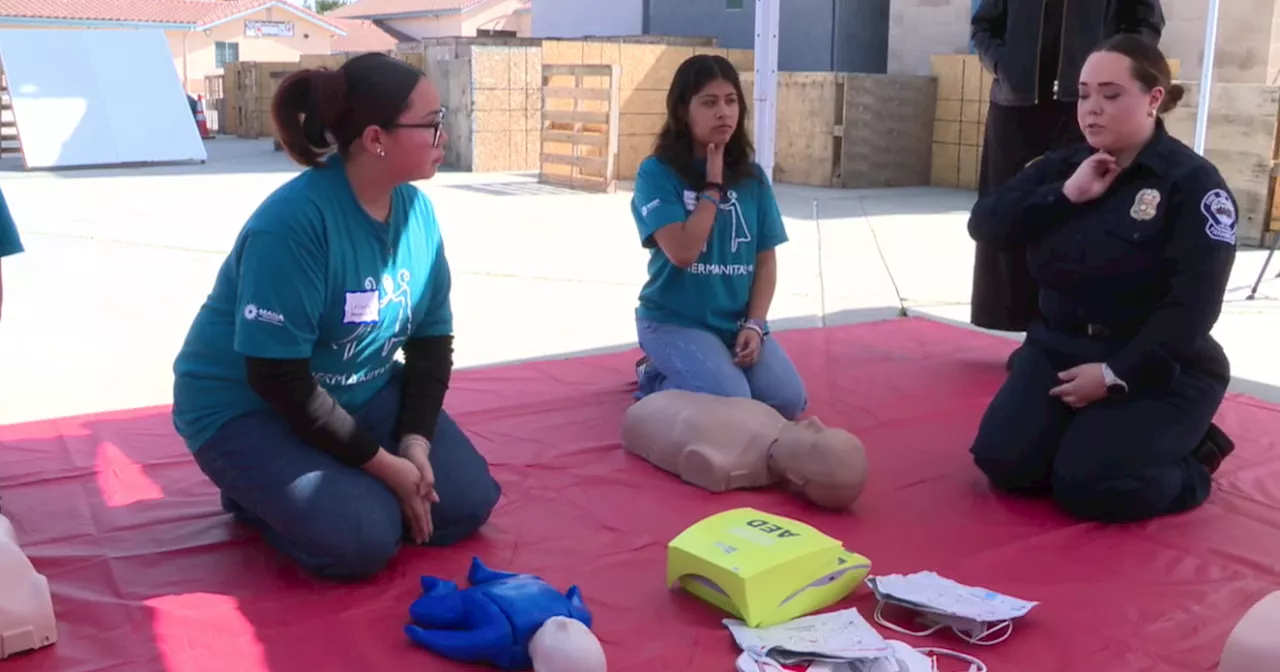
[734,642,987,672]
[873,600,1013,646]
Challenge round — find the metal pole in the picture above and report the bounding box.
[813,199,827,327]
[753,0,779,180]
[1193,0,1221,155]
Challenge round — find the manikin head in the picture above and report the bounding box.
[769,417,868,510]
[1220,591,1280,672]
[1077,35,1183,156]
[272,53,449,182]
[528,616,607,672]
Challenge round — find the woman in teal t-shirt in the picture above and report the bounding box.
[171,54,500,580]
[628,54,807,420]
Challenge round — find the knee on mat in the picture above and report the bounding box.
[768,389,808,422]
[301,501,404,581]
[430,473,503,547]
[1050,474,1165,524]
[970,439,1050,495]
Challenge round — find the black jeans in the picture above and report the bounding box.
[969,336,1224,523]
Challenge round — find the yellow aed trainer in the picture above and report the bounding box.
[666,507,871,627]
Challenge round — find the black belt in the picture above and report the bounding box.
[1048,321,1132,339]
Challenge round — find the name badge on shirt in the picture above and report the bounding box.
[343,290,380,324]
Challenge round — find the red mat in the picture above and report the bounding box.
[2,318,1279,672]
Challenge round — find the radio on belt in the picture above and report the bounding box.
[666,507,870,627]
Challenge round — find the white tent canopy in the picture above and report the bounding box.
[1193,0,1221,155]
[0,28,206,170]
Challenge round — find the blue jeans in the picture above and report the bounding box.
[192,368,502,581]
[635,317,808,420]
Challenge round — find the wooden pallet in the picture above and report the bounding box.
[539,64,620,193]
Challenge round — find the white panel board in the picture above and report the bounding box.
[0,29,206,169]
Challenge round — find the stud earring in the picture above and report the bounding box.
[1148,109,1157,118]
[376,146,386,157]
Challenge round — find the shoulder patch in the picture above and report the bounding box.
[1201,188,1237,245]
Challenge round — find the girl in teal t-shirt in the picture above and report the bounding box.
[628,54,807,420]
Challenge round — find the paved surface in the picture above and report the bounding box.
[1,138,1278,425]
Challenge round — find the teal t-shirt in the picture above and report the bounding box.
[171,155,453,452]
[0,187,24,259]
[630,156,788,339]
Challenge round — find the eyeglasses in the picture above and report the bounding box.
[388,107,447,147]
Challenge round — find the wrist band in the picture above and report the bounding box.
[703,181,724,192]
[699,192,719,205]
[739,319,768,337]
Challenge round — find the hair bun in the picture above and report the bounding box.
[1160,83,1185,114]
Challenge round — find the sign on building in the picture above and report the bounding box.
[245,20,295,38]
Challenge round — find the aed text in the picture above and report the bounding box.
[746,519,800,538]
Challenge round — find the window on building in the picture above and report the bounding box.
[215,42,239,69]
[727,0,744,9]
[476,28,518,37]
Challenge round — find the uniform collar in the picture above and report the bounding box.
[1129,118,1174,177]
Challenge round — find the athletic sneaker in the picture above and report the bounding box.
[635,356,650,382]
[1193,422,1235,475]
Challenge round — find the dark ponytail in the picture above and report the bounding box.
[1092,34,1184,115]
[270,53,425,168]
[272,68,348,167]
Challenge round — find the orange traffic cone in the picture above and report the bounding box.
[195,95,214,139]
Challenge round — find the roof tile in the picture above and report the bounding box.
[0,0,340,30]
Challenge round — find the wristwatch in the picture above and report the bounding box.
[1102,363,1128,397]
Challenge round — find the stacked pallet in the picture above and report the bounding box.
[928,55,990,190]
[542,40,753,180]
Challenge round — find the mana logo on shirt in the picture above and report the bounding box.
[242,303,284,327]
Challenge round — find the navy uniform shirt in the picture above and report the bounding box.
[968,120,1237,389]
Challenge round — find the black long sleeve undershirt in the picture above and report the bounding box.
[243,335,454,467]
[397,335,454,443]
[245,357,382,467]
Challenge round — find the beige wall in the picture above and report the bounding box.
[1160,0,1278,83]
[887,0,972,76]
[381,0,528,38]
[887,0,1280,85]
[167,8,338,95]
[462,0,527,35]
[384,14,463,39]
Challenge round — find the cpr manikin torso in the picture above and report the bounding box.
[1219,591,1280,672]
[621,390,868,510]
[0,514,57,659]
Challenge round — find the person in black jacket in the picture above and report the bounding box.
[967,36,1236,524]
[969,0,1165,336]
[171,54,501,580]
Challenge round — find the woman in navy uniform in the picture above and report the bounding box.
[966,35,1237,523]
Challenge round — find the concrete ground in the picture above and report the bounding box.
[1,137,1278,425]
